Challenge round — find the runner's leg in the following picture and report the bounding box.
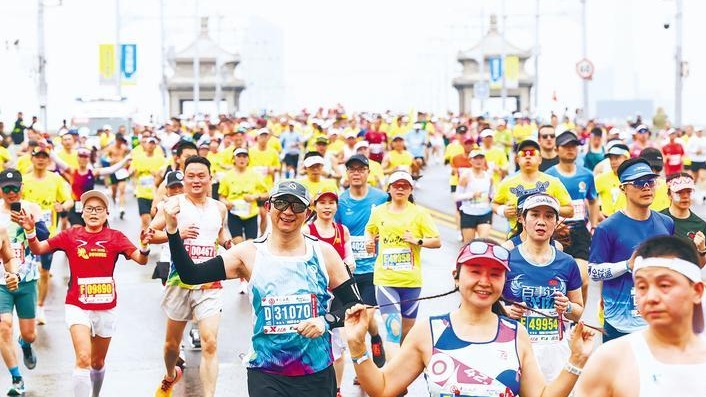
[70,325,92,397]
[90,335,112,397]
[163,319,188,379]
[197,314,220,397]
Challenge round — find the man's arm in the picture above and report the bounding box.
[216,203,233,247]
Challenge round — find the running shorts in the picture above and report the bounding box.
[160,286,222,322]
[65,304,117,338]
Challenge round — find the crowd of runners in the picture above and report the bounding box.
[0,108,704,396]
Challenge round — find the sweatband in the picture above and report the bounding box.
[325,278,363,328]
[587,260,629,281]
[496,205,507,217]
[167,231,227,284]
[633,256,702,283]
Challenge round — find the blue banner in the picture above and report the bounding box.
[120,44,137,84]
[489,56,502,89]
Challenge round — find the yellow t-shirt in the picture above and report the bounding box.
[388,150,414,170]
[493,172,572,228]
[650,177,670,212]
[368,160,385,187]
[132,154,167,199]
[22,172,71,235]
[16,154,32,175]
[248,147,281,188]
[297,177,338,200]
[0,147,11,171]
[267,136,282,153]
[366,203,440,288]
[484,147,509,185]
[58,149,79,169]
[594,171,625,216]
[328,140,345,155]
[444,141,465,186]
[218,169,269,220]
[512,124,533,142]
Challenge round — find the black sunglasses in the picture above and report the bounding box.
[270,198,308,214]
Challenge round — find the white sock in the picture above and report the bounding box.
[90,367,106,397]
[73,368,91,397]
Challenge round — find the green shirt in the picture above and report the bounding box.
[660,208,706,243]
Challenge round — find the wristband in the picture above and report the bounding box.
[566,302,573,314]
[140,248,151,256]
[350,351,369,365]
[496,205,507,217]
[564,362,583,376]
[25,230,36,240]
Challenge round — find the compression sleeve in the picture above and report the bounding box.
[325,277,363,329]
[167,231,227,284]
[587,260,630,281]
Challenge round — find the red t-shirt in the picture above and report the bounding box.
[364,130,388,163]
[47,226,137,310]
[662,142,685,175]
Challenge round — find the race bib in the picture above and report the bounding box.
[252,166,269,177]
[139,175,155,187]
[521,309,560,343]
[668,154,681,166]
[114,168,129,180]
[261,294,317,334]
[40,210,52,225]
[10,242,25,264]
[566,199,586,222]
[78,277,115,305]
[350,236,374,260]
[230,199,250,218]
[183,243,216,263]
[382,247,413,271]
[74,201,83,213]
[370,143,383,154]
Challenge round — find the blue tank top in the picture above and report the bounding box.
[426,313,521,397]
[245,234,333,376]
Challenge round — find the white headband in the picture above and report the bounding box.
[633,256,702,283]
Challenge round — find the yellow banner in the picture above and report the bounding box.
[505,55,519,89]
[99,44,116,85]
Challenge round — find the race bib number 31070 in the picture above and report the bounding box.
[262,294,317,334]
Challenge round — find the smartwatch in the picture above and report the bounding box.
[417,239,424,246]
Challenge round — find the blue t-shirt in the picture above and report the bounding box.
[405,129,428,158]
[588,210,674,333]
[545,165,597,225]
[503,246,582,343]
[335,187,389,274]
[280,131,302,155]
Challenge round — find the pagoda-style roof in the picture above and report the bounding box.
[174,17,239,63]
[458,14,531,61]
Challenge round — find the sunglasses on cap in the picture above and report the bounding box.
[270,198,309,214]
[1,186,20,194]
[518,149,537,157]
[623,178,656,189]
[456,241,509,265]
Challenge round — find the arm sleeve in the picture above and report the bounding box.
[167,231,227,284]
[35,220,50,241]
[325,277,363,328]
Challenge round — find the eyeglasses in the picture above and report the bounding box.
[83,206,106,214]
[624,178,656,189]
[347,167,368,174]
[457,241,510,264]
[540,134,555,139]
[519,149,537,157]
[270,198,309,214]
[1,186,20,194]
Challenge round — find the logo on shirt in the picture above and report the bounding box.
[76,239,108,260]
[578,181,587,194]
[509,275,567,309]
[509,181,549,198]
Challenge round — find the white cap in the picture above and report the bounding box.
[303,156,325,168]
[354,141,369,151]
[344,131,357,139]
[480,129,494,138]
[388,170,414,186]
[257,128,270,136]
[102,124,113,131]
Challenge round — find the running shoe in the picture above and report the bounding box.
[353,376,360,386]
[35,307,45,326]
[119,209,125,220]
[189,328,201,349]
[176,345,186,369]
[18,338,36,370]
[154,366,182,397]
[370,335,386,368]
[6,377,24,396]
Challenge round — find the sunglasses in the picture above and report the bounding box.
[540,134,556,139]
[623,178,656,189]
[270,198,308,214]
[1,186,20,194]
[456,241,509,264]
[518,149,537,157]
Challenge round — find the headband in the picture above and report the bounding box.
[633,256,702,283]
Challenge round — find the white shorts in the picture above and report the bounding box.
[331,328,346,361]
[65,304,118,338]
[533,338,571,381]
[160,285,222,322]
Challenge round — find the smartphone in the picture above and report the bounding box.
[10,202,21,213]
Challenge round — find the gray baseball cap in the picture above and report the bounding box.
[270,180,310,206]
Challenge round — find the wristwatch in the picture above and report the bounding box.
[417,239,424,246]
[324,312,338,327]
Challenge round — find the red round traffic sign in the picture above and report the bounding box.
[576,58,594,80]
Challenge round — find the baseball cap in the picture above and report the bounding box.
[392,135,405,141]
[145,136,158,144]
[522,193,560,214]
[303,156,325,168]
[517,139,540,151]
[315,136,329,145]
[345,154,369,168]
[270,180,310,206]
[31,147,50,157]
[617,158,658,183]
[456,240,510,271]
[639,148,664,169]
[344,131,357,139]
[463,137,475,145]
[257,128,270,136]
[635,124,650,134]
[80,189,110,210]
[480,129,494,139]
[0,169,22,187]
[668,175,695,192]
[77,147,91,157]
[605,141,630,157]
[556,131,581,147]
[353,141,369,151]
[469,149,485,158]
[388,170,414,186]
[165,171,184,187]
[233,148,249,157]
[314,188,338,203]
[102,124,113,131]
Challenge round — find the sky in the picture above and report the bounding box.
[0,0,704,130]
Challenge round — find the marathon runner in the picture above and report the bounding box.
[280,122,303,179]
[594,140,630,217]
[104,134,131,220]
[364,118,387,164]
[660,172,706,265]
[582,127,605,172]
[576,235,706,396]
[638,148,670,212]
[345,238,595,397]
[405,122,429,177]
[538,125,559,171]
[17,190,149,397]
[129,135,167,229]
[249,128,281,236]
[298,154,337,199]
[454,149,493,243]
[164,180,360,397]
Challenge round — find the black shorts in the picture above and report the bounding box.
[227,214,258,240]
[109,173,129,185]
[284,153,299,168]
[137,198,153,216]
[563,224,591,260]
[247,366,336,397]
[354,271,376,306]
[691,161,706,172]
[450,185,457,193]
[460,211,492,229]
[40,253,53,271]
[68,209,85,226]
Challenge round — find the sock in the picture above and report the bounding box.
[18,338,30,348]
[90,367,106,397]
[370,334,382,343]
[73,368,91,397]
[8,366,20,378]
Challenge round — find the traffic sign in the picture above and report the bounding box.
[474,81,490,100]
[576,58,594,80]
